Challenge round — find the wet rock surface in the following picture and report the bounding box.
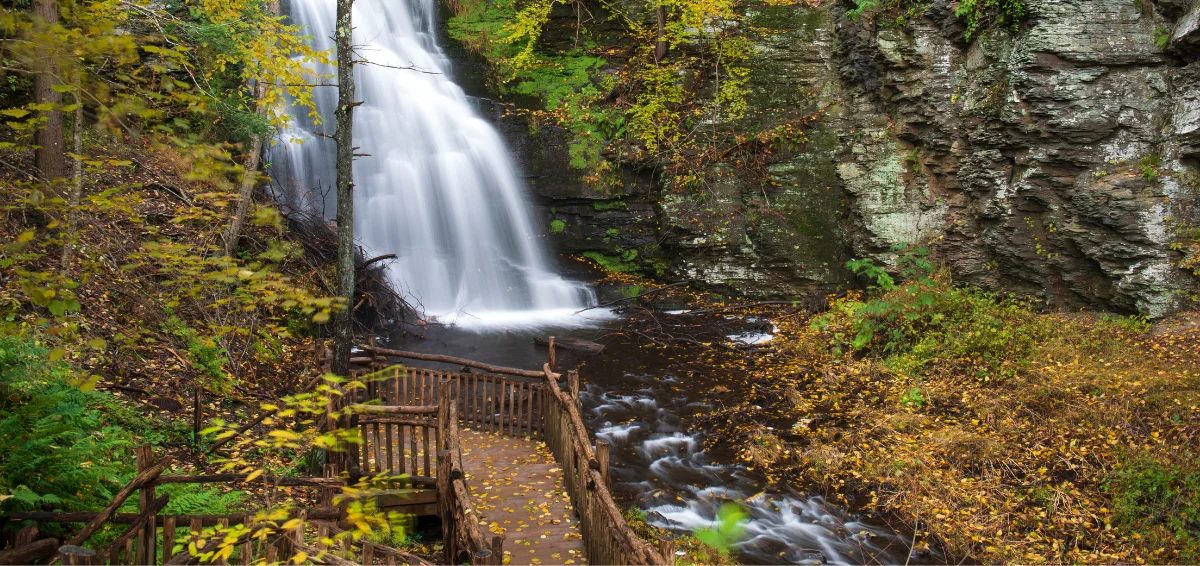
[454,0,1200,315]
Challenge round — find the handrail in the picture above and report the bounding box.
[539,365,669,565]
[358,344,559,379]
[436,380,502,565]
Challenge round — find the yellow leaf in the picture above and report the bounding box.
[246,469,264,482]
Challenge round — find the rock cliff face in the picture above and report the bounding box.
[499,0,1200,315]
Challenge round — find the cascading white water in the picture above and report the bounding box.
[272,0,600,328]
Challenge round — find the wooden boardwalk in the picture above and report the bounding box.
[459,428,587,566]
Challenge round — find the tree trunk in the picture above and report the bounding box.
[33,0,65,181]
[221,81,269,257]
[59,88,83,274]
[221,1,280,257]
[332,0,357,377]
[654,4,668,62]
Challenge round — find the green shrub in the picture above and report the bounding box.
[816,245,1048,382]
[163,315,230,390]
[1105,454,1200,562]
[0,335,136,517]
[550,219,566,234]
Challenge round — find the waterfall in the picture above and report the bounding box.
[272,0,600,329]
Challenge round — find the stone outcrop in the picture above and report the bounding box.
[483,0,1200,315]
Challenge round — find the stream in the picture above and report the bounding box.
[386,308,915,566]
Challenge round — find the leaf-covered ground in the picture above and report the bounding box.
[678,278,1200,564]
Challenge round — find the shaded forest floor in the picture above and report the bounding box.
[592,269,1200,565]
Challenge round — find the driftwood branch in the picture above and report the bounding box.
[573,281,690,314]
[680,300,798,316]
[534,336,604,353]
[359,253,396,269]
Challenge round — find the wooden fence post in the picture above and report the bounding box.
[659,536,677,565]
[596,440,611,488]
[489,535,503,566]
[547,336,556,372]
[436,450,455,565]
[134,445,156,565]
[59,545,95,565]
[438,378,450,450]
[162,517,176,563]
[568,370,579,401]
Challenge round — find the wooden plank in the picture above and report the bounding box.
[152,474,342,487]
[401,368,409,406]
[524,382,533,436]
[423,427,431,476]
[397,424,407,475]
[357,345,552,379]
[373,420,382,473]
[348,404,438,415]
[241,515,253,565]
[385,420,395,474]
[162,517,177,563]
[409,424,418,476]
[515,382,525,437]
[469,372,477,427]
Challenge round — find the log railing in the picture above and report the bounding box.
[357,340,670,566]
[540,364,672,566]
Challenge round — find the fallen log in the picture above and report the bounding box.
[534,336,605,353]
[0,538,59,565]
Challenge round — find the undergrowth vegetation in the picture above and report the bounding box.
[701,255,1200,563]
[0,332,246,543]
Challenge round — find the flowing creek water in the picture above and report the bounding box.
[386,315,915,565]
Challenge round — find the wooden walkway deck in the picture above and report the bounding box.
[459,428,587,566]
